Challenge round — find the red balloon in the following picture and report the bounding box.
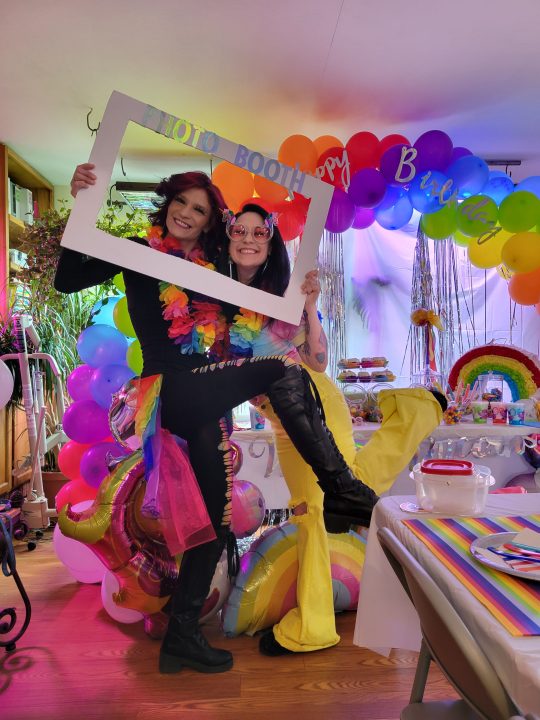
[57,440,91,482]
[55,479,98,513]
[376,134,411,165]
[278,207,305,241]
[345,132,379,174]
[316,147,349,190]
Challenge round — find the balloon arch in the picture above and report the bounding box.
[212,129,540,312]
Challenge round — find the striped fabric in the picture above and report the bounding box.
[402,514,540,636]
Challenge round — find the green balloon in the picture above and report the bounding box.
[420,204,458,240]
[113,273,125,293]
[126,339,143,375]
[456,195,498,237]
[113,296,136,337]
[498,191,540,233]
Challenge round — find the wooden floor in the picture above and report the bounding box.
[1,530,456,720]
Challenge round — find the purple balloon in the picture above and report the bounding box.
[66,364,94,402]
[413,130,453,173]
[449,146,472,164]
[375,185,403,211]
[348,168,387,208]
[63,399,111,444]
[380,144,415,185]
[80,441,131,488]
[352,206,375,229]
[90,364,135,409]
[77,324,129,368]
[325,188,355,233]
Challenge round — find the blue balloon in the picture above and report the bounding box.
[90,364,135,409]
[446,155,489,198]
[516,175,540,200]
[482,171,514,205]
[375,185,403,211]
[91,296,121,327]
[408,171,449,214]
[77,324,129,368]
[375,190,413,230]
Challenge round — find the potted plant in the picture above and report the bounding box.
[5,201,146,498]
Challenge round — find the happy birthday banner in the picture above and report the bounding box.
[218,129,540,311]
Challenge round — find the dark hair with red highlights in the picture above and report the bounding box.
[148,171,227,262]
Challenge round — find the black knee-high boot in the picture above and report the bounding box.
[267,365,379,532]
[159,529,234,674]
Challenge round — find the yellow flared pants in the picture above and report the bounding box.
[257,370,442,652]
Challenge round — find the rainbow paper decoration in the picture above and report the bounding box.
[448,344,540,401]
[221,522,366,636]
[403,514,540,636]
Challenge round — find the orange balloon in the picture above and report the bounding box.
[313,135,343,157]
[508,266,540,305]
[254,174,288,204]
[212,162,254,212]
[278,134,318,174]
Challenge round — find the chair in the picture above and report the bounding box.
[377,527,520,720]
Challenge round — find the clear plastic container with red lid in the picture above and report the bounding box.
[412,459,494,515]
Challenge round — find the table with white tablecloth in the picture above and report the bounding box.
[353,494,540,715]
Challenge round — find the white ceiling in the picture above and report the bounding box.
[2,0,540,187]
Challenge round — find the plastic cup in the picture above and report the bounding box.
[490,402,508,425]
[472,401,490,424]
[507,402,525,425]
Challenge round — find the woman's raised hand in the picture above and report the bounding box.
[71,163,97,198]
[301,269,321,310]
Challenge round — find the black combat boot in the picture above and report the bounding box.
[267,365,379,533]
[159,530,233,674]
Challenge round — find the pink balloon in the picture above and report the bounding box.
[231,480,266,538]
[53,522,106,583]
[101,570,144,624]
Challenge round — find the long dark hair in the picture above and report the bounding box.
[218,202,291,296]
[148,171,227,263]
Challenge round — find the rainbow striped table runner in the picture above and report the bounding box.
[402,514,540,636]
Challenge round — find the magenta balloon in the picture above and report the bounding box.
[80,441,130,488]
[63,399,111,444]
[380,144,414,185]
[348,168,387,208]
[66,364,94,402]
[413,130,453,172]
[325,189,355,233]
[352,206,375,229]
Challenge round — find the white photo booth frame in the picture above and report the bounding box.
[61,90,334,324]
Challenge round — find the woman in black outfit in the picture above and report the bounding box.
[55,164,378,675]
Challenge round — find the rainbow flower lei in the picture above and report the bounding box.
[146,226,227,355]
[146,225,267,359]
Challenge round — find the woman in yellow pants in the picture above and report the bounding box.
[223,203,444,654]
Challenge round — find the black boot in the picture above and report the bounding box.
[159,531,233,674]
[267,365,378,533]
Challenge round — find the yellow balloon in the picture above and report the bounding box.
[497,264,514,280]
[113,273,125,293]
[126,340,143,375]
[500,231,540,273]
[113,296,136,338]
[468,228,512,269]
[453,230,473,247]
